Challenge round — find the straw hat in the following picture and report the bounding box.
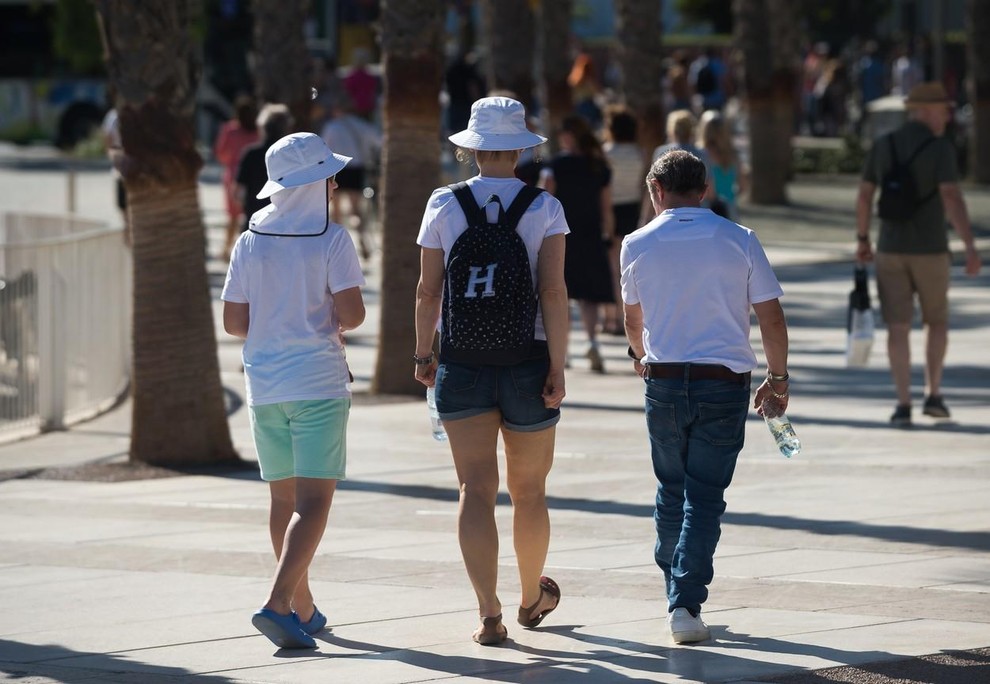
[257,133,351,199]
[448,97,547,151]
[905,82,951,107]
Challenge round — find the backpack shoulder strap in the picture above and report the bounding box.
[886,133,900,166]
[504,185,545,230]
[903,134,936,167]
[448,182,481,226]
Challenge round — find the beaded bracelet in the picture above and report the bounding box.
[413,352,435,365]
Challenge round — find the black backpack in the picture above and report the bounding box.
[876,134,936,222]
[441,182,544,365]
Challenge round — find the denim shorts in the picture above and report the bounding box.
[434,357,560,432]
[249,398,349,481]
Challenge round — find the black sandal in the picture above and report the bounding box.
[517,576,560,628]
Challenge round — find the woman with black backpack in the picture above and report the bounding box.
[413,96,569,646]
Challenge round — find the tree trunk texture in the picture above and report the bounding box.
[615,0,666,156]
[966,0,990,183]
[373,0,444,396]
[734,0,798,205]
[94,1,237,466]
[482,0,537,112]
[251,0,312,132]
[539,0,573,153]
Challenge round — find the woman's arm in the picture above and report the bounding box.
[537,233,568,408]
[414,247,445,386]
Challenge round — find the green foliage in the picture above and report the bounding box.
[793,135,867,175]
[51,0,105,76]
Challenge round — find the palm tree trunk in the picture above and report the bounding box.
[482,0,537,111]
[373,0,444,396]
[967,0,990,183]
[734,0,798,205]
[251,0,312,132]
[615,0,665,155]
[94,0,237,466]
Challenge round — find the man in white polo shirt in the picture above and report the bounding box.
[620,150,791,645]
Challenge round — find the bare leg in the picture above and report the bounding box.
[579,300,600,345]
[887,322,912,406]
[263,477,337,616]
[924,321,948,397]
[503,425,557,617]
[444,410,503,619]
[267,479,315,620]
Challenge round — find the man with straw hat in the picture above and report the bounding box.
[855,82,981,427]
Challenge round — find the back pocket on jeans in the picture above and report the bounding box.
[696,401,748,446]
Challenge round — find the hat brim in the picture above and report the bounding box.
[257,152,352,199]
[448,129,547,151]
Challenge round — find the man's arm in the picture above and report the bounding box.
[939,182,982,276]
[752,298,789,416]
[623,302,646,377]
[855,180,876,264]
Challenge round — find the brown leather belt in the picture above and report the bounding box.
[644,363,751,384]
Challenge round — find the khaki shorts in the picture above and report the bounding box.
[875,252,950,326]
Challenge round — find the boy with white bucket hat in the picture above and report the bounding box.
[221,132,366,649]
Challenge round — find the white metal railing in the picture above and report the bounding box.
[0,212,131,438]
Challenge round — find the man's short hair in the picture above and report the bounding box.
[647,150,707,195]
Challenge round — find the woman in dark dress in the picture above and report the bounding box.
[539,114,614,373]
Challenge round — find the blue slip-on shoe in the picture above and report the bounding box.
[251,608,317,649]
[297,606,327,635]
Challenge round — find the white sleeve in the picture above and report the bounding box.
[326,228,366,293]
[619,238,640,306]
[747,233,784,304]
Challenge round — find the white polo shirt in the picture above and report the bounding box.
[620,207,783,373]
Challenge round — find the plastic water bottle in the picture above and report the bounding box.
[426,387,448,442]
[762,400,801,458]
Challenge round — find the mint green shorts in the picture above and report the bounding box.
[249,398,350,481]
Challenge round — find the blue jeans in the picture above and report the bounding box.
[644,372,750,615]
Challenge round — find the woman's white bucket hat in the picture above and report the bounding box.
[448,96,547,151]
[257,132,352,199]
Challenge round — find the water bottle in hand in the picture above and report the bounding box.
[426,386,448,442]
[762,399,801,458]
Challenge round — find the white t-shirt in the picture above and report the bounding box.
[221,219,365,406]
[416,175,570,341]
[620,207,783,372]
[319,114,382,168]
[605,141,645,206]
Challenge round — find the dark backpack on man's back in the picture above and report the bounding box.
[441,182,544,365]
[876,133,937,222]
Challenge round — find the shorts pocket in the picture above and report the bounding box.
[437,363,481,393]
[696,401,748,446]
[509,358,548,400]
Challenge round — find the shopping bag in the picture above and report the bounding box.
[846,265,875,367]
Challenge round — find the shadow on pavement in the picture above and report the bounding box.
[754,646,990,684]
[0,639,238,683]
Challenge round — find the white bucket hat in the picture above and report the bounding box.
[448,96,547,151]
[257,132,351,199]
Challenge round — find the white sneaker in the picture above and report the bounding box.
[668,607,710,644]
